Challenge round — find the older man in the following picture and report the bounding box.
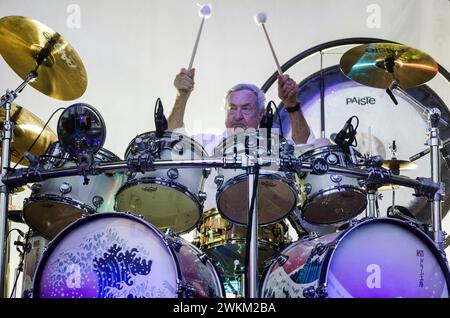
[168,68,313,145]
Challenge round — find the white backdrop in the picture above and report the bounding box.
[1,0,450,296]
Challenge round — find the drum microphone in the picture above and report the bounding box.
[260,102,274,155]
[330,118,352,146]
[154,98,168,138]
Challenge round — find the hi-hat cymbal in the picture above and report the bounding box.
[340,43,438,89]
[382,159,418,171]
[0,16,87,100]
[0,103,57,166]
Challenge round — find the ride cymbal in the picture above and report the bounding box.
[340,43,438,89]
[0,103,57,166]
[0,16,87,100]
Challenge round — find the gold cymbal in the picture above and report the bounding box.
[340,43,438,89]
[0,16,87,100]
[0,103,57,166]
[382,159,418,171]
[377,184,401,191]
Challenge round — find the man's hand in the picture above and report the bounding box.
[174,68,195,97]
[278,74,298,108]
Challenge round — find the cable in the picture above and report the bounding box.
[12,107,65,169]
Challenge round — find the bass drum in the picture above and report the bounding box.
[33,212,224,298]
[260,218,450,298]
[276,64,450,222]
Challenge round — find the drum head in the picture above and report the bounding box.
[23,200,86,239]
[326,219,450,297]
[217,176,297,225]
[261,218,450,298]
[302,188,368,224]
[33,213,180,298]
[115,182,201,234]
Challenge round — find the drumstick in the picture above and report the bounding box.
[254,12,283,75]
[188,4,212,71]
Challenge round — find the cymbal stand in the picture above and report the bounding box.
[0,71,37,297]
[244,153,260,298]
[427,108,446,252]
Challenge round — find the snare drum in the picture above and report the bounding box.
[115,131,209,234]
[198,208,290,277]
[298,145,367,224]
[261,217,450,298]
[22,145,124,239]
[33,212,224,298]
[214,130,298,225]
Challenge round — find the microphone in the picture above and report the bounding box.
[260,102,274,155]
[330,118,352,147]
[154,98,168,138]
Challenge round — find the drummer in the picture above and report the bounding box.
[167,68,315,213]
[168,68,314,144]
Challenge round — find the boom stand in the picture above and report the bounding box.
[0,71,37,297]
[427,109,446,251]
[246,165,259,298]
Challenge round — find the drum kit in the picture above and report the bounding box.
[0,15,449,299]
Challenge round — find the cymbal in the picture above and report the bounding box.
[0,103,57,166]
[340,43,438,89]
[0,16,87,100]
[382,159,418,171]
[378,184,401,191]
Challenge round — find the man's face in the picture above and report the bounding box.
[225,89,264,131]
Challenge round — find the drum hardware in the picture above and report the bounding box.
[8,229,32,298]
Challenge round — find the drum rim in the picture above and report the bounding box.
[215,173,298,226]
[213,130,288,156]
[300,145,347,160]
[175,236,226,298]
[301,185,368,225]
[124,130,209,159]
[23,195,95,240]
[32,211,184,298]
[259,217,450,297]
[114,177,203,234]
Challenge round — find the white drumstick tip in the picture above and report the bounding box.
[197,3,212,19]
[254,12,267,25]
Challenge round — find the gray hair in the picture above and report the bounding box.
[225,83,266,112]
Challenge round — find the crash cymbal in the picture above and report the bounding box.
[0,16,87,100]
[382,159,418,171]
[0,103,57,166]
[340,43,438,89]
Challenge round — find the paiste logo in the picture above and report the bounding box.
[366,264,381,289]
